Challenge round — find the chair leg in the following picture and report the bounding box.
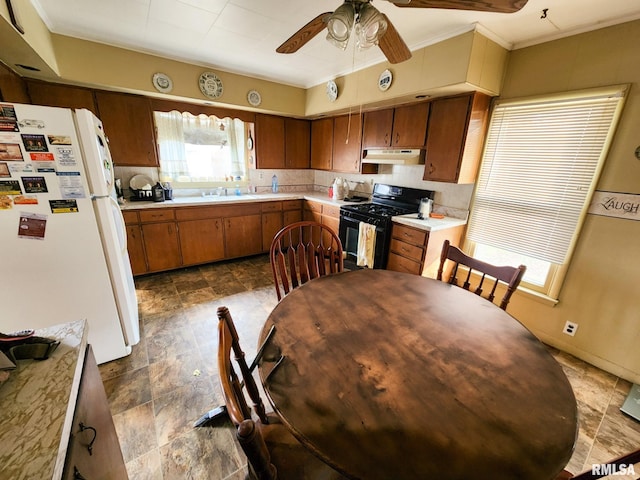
[237,420,277,480]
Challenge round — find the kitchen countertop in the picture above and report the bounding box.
[119,191,361,210]
[392,213,468,232]
[0,320,87,480]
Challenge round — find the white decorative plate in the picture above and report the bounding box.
[247,90,262,107]
[326,80,338,102]
[152,72,173,93]
[199,71,224,99]
[378,69,393,92]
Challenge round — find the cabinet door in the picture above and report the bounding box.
[225,214,262,258]
[332,114,362,173]
[126,225,148,275]
[95,91,158,167]
[255,114,285,169]
[362,108,394,148]
[179,218,225,265]
[285,118,310,169]
[0,63,29,103]
[262,211,284,252]
[27,81,97,113]
[141,222,182,272]
[423,95,472,182]
[310,118,333,170]
[391,103,429,147]
[62,346,127,480]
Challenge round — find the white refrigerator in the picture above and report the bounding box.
[0,103,139,364]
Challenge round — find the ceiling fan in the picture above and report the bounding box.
[276,0,529,64]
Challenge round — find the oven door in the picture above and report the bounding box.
[338,213,389,270]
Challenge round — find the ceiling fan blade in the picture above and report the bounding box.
[390,0,529,14]
[378,15,412,64]
[276,12,332,54]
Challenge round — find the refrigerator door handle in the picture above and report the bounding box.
[110,196,128,252]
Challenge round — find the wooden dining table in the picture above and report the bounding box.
[257,269,578,480]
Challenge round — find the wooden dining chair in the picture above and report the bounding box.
[437,239,526,310]
[555,447,640,479]
[216,306,346,480]
[269,221,344,301]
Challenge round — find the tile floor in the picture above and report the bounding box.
[99,254,640,479]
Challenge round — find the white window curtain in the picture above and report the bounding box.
[467,86,627,265]
[155,111,246,182]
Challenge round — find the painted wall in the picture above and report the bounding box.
[500,19,640,383]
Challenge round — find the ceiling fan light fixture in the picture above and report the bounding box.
[355,3,387,50]
[326,2,355,49]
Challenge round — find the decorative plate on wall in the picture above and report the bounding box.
[378,69,393,92]
[326,80,338,102]
[152,72,173,93]
[199,71,224,99]
[247,90,262,107]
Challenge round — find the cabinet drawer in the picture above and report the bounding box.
[390,238,424,262]
[392,224,427,246]
[175,206,221,221]
[387,252,422,275]
[138,209,175,223]
[283,199,302,211]
[322,204,340,218]
[304,201,322,213]
[122,210,139,225]
[261,201,283,212]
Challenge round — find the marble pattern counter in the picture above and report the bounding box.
[119,191,361,210]
[0,320,87,480]
[392,213,467,232]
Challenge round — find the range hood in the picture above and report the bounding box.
[362,149,424,165]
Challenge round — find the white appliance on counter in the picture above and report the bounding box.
[0,103,139,364]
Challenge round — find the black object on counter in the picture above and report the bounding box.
[152,182,165,202]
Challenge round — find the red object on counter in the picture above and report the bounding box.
[328,186,333,198]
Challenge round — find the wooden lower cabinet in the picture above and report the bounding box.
[179,218,225,265]
[125,224,148,275]
[62,346,127,480]
[225,214,263,259]
[387,223,465,277]
[141,222,182,272]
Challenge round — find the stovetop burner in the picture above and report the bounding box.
[341,203,411,218]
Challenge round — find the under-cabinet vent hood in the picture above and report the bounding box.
[362,149,424,165]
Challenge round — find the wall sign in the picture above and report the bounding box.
[588,190,640,221]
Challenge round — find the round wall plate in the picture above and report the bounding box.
[326,80,338,102]
[152,72,173,93]
[378,69,393,92]
[247,90,262,106]
[199,71,224,99]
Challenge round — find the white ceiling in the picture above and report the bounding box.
[31,0,640,88]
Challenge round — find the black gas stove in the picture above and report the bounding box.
[339,184,435,269]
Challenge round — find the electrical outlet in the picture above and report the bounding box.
[563,321,578,336]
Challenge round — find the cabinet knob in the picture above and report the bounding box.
[73,466,87,480]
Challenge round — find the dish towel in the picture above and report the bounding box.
[357,222,377,268]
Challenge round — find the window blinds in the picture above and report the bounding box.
[467,88,626,265]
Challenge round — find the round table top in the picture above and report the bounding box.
[258,269,578,480]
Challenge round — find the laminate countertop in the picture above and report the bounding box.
[0,320,88,480]
[119,191,348,210]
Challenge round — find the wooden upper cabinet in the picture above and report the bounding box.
[362,108,394,148]
[27,80,97,113]
[284,118,310,169]
[310,117,333,170]
[423,92,490,184]
[332,113,362,173]
[95,90,158,167]
[362,103,429,149]
[255,114,285,169]
[0,63,29,103]
[391,103,429,147]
